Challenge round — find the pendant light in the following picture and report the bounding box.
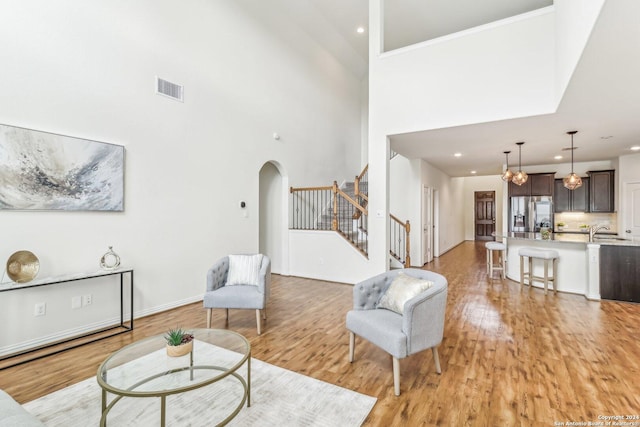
[511,142,528,186]
[501,151,514,182]
[563,130,582,190]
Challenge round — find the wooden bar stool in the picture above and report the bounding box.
[485,241,506,279]
[518,247,559,295]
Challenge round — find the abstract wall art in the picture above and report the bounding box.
[0,124,124,211]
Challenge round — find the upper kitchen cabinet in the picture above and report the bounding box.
[589,170,615,212]
[554,177,589,212]
[509,173,554,197]
[530,173,555,196]
[508,179,530,196]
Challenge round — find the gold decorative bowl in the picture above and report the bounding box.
[6,250,40,283]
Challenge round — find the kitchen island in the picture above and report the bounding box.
[495,232,640,300]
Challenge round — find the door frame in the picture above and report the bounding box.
[258,161,289,275]
[422,186,438,264]
[474,190,496,241]
[623,181,640,238]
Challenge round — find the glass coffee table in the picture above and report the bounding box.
[97,328,250,426]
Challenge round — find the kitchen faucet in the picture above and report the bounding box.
[589,224,610,242]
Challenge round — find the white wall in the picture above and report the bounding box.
[0,0,362,351]
[421,161,466,256]
[372,7,557,136]
[618,153,640,235]
[360,76,370,169]
[555,0,606,101]
[288,231,372,284]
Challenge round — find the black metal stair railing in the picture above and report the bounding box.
[289,186,333,230]
[290,182,368,257]
[289,164,410,266]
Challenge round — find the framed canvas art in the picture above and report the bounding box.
[0,124,125,211]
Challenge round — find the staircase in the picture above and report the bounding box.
[290,165,409,266]
[306,181,367,256]
[316,182,354,229]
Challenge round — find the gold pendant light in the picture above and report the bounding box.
[511,142,528,186]
[563,131,583,190]
[501,151,514,181]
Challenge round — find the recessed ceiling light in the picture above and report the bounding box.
[631,146,640,151]
[554,155,563,160]
[454,152,462,157]
[470,170,477,174]
[356,27,365,34]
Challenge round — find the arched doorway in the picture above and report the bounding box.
[259,161,288,274]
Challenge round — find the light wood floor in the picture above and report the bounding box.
[2,241,639,425]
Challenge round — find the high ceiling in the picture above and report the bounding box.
[304,0,640,177]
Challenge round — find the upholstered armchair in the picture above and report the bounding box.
[346,268,448,395]
[203,254,271,335]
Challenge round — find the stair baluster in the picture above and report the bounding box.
[290,164,409,265]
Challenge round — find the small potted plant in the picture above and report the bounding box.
[165,327,194,357]
[540,227,551,240]
[557,222,566,231]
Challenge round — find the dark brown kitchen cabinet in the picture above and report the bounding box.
[508,179,530,196]
[600,245,640,302]
[508,173,554,197]
[530,173,554,196]
[554,179,570,212]
[554,177,589,212]
[589,170,615,212]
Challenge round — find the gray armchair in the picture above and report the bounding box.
[203,254,271,335]
[346,268,448,395]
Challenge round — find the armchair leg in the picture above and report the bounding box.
[206,308,212,329]
[225,308,229,320]
[263,307,267,320]
[432,347,442,374]
[256,309,262,335]
[349,332,355,362]
[392,357,400,396]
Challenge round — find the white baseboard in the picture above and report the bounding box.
[0,295,204,358]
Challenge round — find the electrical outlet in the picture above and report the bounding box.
[72,296,82,309]
[34,302,46,316]
[83,294,92,306]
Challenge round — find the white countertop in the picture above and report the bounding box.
[496,232,640,246]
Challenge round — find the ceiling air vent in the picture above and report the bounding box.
[156,77,184,102]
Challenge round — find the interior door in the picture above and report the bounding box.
[475,191,496,241]
[624,182,640,238]
[422,186,433,264]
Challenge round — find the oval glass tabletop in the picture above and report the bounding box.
[97,328,250,396]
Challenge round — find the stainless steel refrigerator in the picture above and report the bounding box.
[510,196,553,232]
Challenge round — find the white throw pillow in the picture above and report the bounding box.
[226,254,264,286]
[377,272,434,314]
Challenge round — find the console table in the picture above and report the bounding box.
[0,268,134,369]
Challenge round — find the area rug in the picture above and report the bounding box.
[23,342,376,427]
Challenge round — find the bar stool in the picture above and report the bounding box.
[518,247,559,295]
[485,241,506,279]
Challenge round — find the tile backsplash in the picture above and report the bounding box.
[555,212,617,233]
